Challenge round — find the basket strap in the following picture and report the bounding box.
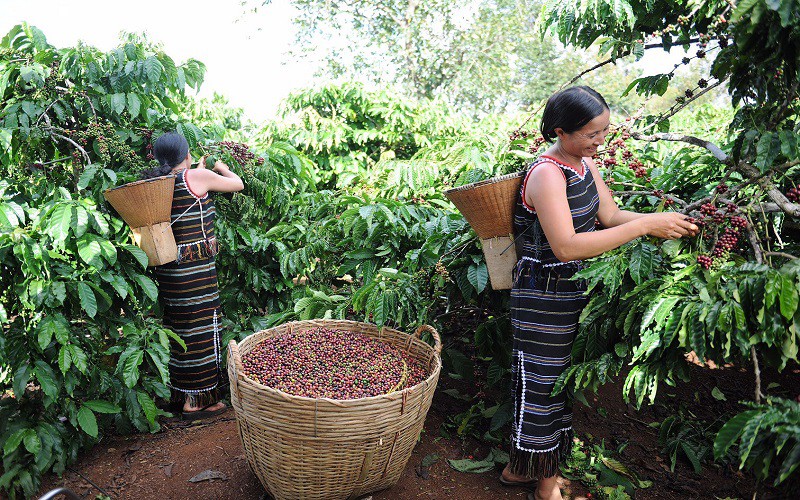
[161,198,199,232]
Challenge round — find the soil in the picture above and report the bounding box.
[38,358,798,500]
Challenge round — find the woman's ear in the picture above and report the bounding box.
[554,128,566,140]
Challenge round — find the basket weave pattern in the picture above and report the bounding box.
[228,319,442,500]
[444,171,524,239]
[103,175,175,228]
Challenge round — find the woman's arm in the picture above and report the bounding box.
[186,160,244,197]
[527,162,697,262]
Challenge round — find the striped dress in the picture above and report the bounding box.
[509,155,599,479]
[154,169,223,408]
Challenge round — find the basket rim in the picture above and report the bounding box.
[232,319,442,404]
[443,170,524,195]
[103,174,175,194]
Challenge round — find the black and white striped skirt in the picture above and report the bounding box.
[509,258,588,479]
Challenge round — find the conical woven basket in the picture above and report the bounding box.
[444,171,524,239]
[228,320,442,500]
[103,176,175,228]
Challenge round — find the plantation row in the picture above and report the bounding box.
[2,0,800,495]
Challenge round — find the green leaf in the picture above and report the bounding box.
[77,406,98,438]
[447,457,495,473]
[133,275,158,302]
[137,391,158,424]
[83,400,121,414]
[421,453,439,468]
[58,345,72,374]
[3,428,26,456]
[34,360,58,400]
[127,92,141,118]
[124,244,149,269]
[144,56,162,82]
[47,203,73,245]
[73,205,89,237]
[22,429,41,455]
[467,262,488,294]
[109,92,126,115]
[12,364,31,399]
[714,410,759,460]
[711,387,727,401]
[68,344,88,373]
[122,350,144,388]
[77,163,101,190]
[77,235,103,267]
[77,281,97,317]
[780,274,798,320]
[37,313,69,350]
[629,242,657,284]
[680,442,702,474]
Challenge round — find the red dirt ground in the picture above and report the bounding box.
[37,357,797,500]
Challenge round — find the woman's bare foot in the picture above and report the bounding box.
[501,464,535,483]
[535,476,563,500]
[182,400,226,413]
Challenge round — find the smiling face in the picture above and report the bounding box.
[555,108,611,158]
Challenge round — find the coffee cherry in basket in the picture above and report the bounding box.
[240,327,429,400]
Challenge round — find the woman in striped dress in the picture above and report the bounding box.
[500,87,698,499]
[143,132,243,419]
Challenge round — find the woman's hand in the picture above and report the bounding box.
[211,160,230,174]
[642,212,699,239]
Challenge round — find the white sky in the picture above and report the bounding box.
[0,0,316,122]
[1,0,686,122]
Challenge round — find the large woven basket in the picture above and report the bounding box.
[228,319,442,500]
[103,176,175,228]
[444,171,524,239]
[103,176,177,266]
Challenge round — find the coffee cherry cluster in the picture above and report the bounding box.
[713,227,740,257]
[697,254,713,270]
[65,120,144,170]
[628,159,647,178]
[217,140,256,164]
[508,130,531,141]
[527,136,546,154]
[730,215,747,229]
[786,187,800,202]
[435,260,450,282]
[241,327,427,399]
[716,183,728,194]
[700,202,724,223]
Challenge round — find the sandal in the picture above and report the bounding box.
[181,401,227,421]
[499,473,537,487]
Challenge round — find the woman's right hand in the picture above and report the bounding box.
[642,212,699,240]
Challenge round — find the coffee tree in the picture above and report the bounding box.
[0,24,261,497]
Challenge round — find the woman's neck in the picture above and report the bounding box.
[544,143,583,171]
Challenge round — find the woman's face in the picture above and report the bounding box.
[557,108,611,158]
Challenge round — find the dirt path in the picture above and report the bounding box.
[39,361,793,500]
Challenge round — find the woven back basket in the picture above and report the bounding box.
[444,171,524,239]
[103,176,177,266]
[228,319,442,500]
[445,171,525,290]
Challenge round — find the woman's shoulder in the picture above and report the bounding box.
[526,157,567,183]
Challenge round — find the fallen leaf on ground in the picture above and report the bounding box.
[188,469,228,482]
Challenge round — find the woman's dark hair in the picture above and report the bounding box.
[540,86,609,143]
[141,131,190,179]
